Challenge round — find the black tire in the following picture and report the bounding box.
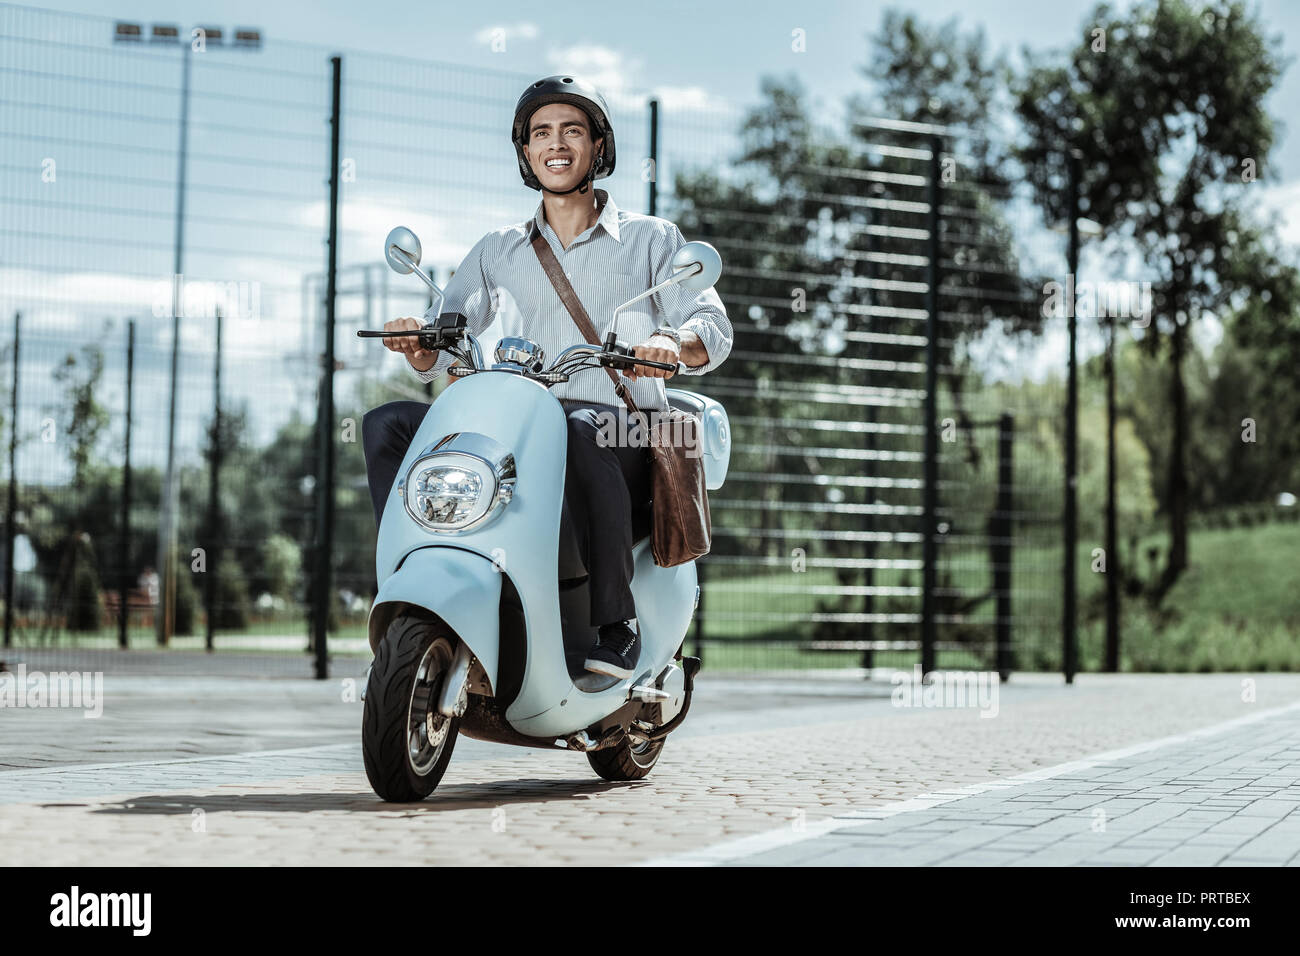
[362,615,460,801]
[586,733,664,781]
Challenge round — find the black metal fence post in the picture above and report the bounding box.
[119,319,134,649]
[3,312,19,650]
[205,307,222,652]
[1104,308,1120,671]
[1064,150,1080,684]
[312,54,342,681]
[994,412,1014,681]
[647,98,658,216]
[921,135,942,677]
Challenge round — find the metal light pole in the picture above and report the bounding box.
[155,38,191,645]
[114,22,261,645]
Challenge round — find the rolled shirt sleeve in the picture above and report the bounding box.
[410,233,497,384]
[649,222,733,375]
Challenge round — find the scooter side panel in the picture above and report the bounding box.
[368,546,502,690]
[508,542,698,738]
[630,543,697,662]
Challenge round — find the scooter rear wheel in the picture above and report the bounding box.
[587,734,665,781]
[363,615,460,801]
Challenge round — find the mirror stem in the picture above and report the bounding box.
[390,248,443,295]
[606,263,701,340]
[390,248,447,322]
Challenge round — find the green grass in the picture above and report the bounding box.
[1074,521,1300,672]
[10,522,1296,672]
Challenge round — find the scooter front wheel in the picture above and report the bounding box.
[362,615,461,801]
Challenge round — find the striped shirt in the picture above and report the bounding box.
[412,188,733,410]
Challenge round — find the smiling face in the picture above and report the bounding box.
[523,102,603,191]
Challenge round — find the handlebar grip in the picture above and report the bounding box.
[634,357,677,371]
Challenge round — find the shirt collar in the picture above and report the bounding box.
[532,188,622,244]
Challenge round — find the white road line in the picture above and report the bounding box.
[638,699,1300,867]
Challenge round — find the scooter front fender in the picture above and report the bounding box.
[367,546,502,693]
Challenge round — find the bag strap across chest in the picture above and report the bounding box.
[528,221,641,415]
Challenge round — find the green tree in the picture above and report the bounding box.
[262,533,303,600]
[1015,0,1285,600]
[52,346,110,489]
[1211,223,1300,505]
[38,347,112,630]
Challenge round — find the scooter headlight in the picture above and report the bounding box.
[401,433,515,533]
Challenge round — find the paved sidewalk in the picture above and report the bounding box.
[2,671,1297,865]
[651,701,1300,866]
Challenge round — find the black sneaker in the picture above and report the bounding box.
[584,620,641,679]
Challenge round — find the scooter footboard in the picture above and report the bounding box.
[367,546,503,693]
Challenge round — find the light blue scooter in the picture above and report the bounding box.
[357,226,731,801]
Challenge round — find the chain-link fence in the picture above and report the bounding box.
[0,3,1069,677]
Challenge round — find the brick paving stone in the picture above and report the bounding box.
[4,672,1300,865]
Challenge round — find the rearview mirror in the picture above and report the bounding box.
[385,226,422,274]
[671,241,722,291]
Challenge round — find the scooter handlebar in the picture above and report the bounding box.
[357,327,681,377]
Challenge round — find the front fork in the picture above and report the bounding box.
[436,641,474,718]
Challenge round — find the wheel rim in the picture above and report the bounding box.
[406,639,453,777]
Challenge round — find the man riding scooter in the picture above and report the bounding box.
[362,75,732,681]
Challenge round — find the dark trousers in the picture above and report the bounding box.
[361,399,650,627]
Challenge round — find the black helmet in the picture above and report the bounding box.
[512,75,616,193]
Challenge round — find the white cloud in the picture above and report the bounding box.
[473,22,539,46]
[546,44,725,116]
[546,44,640,98]
[298,199,478,268]
[649,85,715,112]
